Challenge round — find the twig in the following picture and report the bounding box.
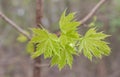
[80,0,107,25]
[0,0,107,38]
[54,0,107,33]
[0,11,31,39]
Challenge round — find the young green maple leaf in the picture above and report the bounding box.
[79,28,111,60]
[28,28,61,59]
[51,44,76,70]
[59,10,81,46]
[50,10,81,70]
[59,10,80,34]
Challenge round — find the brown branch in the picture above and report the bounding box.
[0,0,107,38]
[33,0,43,77]
[0,11,31,39]
[54,0,107,33]
[36,0,43,28]
[80,0,107,25]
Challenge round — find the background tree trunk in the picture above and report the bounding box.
[33,0,43,77]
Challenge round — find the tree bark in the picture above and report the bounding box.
[36,0,43,28]
[33,56,41,77]
[33,0,43,77]
[97,60,107,77]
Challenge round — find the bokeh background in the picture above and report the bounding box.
[0,0,120,77]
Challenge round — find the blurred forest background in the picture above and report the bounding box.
[0,0,120,77]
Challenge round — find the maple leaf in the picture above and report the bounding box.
[79,28,111,60]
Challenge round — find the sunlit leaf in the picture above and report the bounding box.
[78,28,111,60]
[59,10,80,34]
[29,28,61,59]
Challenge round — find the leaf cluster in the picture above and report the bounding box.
[27,10,111,70]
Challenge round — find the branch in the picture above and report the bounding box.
[0,11,31,39]
[80,0,107,25]
[33,0,43,77]
[54,0,107,33]
[36,0,43,28]
[0,0,107,38]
